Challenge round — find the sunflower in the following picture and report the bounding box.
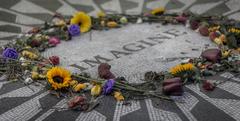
[151,7,165,15]
[47,67,72,90]
[70,11,91,33]
[170,63,194,76]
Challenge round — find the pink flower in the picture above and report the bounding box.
[175,15,187,24]
[48,37,60,46]
[49,56,60,65]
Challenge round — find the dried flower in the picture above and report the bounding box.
[24,77,33,84]
[97,11,106,18]
[70,11,91,33]
[29,40,41,47]
[107,21,118,28]
[49,56,60,65]
[162,78,183,96]
[74,83,87,92]
[91,85,101,96]
[68,96,89,111]
[213,38,223,45]
[98,63,115,79]
[114,91,124,101]
[222,50,231,58]
[199,26,209,36]
[22,50,38,60]
[48,37,60,46]
[151,7,165,15]
[202,80,215,91]
[201,49,221,62]
[120,17,128,24]
[136,18,143,24]
[103,79,115,95]
[68,24,80,36]
[2,48,18,59]
[190,20,199,30]
[175,15,187,24]
[209,32,219,41]
[31,71,39,80]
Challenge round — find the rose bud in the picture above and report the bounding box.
[49,56,60,65]
[68,96,88,111]
[163,83,183,96]
[175,15,187,24]
[98,63,115,79]
[163,77,181,86]
[209,32,218,41]
[201,49,221,63]
[30,40,41,47]
[202,80,215,91]
[190,20,199,30]
[199,26,209,36]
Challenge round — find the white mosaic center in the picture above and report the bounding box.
[42,24,216,82]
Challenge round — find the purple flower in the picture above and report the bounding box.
[68,24,80,36]
[2,48,18,59]
[103,79,115,95]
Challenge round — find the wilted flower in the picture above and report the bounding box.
[22,50,38,60]
[151,7,165,15]
[73,83,87,92]
[24,78,33,84]
[103,79,115,95]
[199,26,209,36]
[48,37,60,46]
[136,18,143,24]
[175,15,187,24]
[97,11,106,18]
[162,77,183,96]
[49,56,60,65]
[31,71,39,80]
[98,63,115,80]
[29,40,41,47]
[2,48,18,59]
[68,96,89,111]
[91,85,101,96]
[190,20,199,30]
[202,80,215,91]
[120,17,128,24]
[107,21,118,28]
[201,49,221,62]
[114,91,124,101]
[68,24,80,36]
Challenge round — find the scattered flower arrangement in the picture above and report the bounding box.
[0,7,240,111]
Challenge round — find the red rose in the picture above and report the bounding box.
[199,26,209,36]
[190,20,199,30]
[98,63,115,79]
[202,80,215,91]
[201,49,221,62]
[175,15,187,24]
[162,77,183,96]
[49,56,60,65]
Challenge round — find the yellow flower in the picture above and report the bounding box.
[107,21,118,28]
[114,91,124,101]
[151,7,165,15]
[170,63,194,76]
[70,11,91,33]
[97,11,106,18]
[74,83,87,92]
[214,38,223,45]
[91,85,101,96]
[31,71,39,80]
[22,50,38,60]
[46,67,72,90]
[70,80,78,87]
[219,34,226,43]
[222,50,231,58]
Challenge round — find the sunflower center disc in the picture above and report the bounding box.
[52,76,63,83]
[42,23,216,83]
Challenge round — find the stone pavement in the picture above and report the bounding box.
[0,0,240,121]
